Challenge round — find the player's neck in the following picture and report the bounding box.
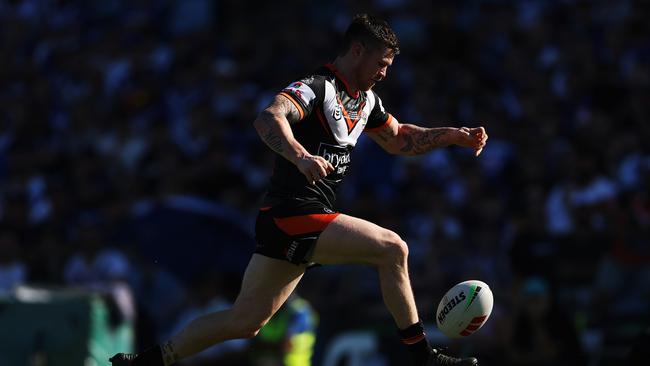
[331,58,360,95]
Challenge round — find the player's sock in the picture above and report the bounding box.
[399,320,433,365]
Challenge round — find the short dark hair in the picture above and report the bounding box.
[339,13,400,56]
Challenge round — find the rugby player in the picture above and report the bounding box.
[111,13,487,366]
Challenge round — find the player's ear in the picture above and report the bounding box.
[350,41,364,57]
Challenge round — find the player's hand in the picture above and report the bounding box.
[295,154,335,185]
[456,127,488,156]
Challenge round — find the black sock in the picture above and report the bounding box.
[399,320,433,365]
[134,345,164,366]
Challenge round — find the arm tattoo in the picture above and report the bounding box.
[400,134,415,154]
[263,130,283,153]
[254,95,304,158]
[374,127,391,143]
[257,110,284,154]
[278,96,302,124]
[399,126,451,155]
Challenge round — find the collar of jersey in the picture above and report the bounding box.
[325,63,360,99]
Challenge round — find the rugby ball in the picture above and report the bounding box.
[436,280,493,338]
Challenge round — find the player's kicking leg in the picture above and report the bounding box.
[312,214,478,366]
[110,254,306,365]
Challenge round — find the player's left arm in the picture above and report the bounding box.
[367,115,488,156]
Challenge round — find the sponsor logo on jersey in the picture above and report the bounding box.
[437,291,467,325]
[318,143,351,177]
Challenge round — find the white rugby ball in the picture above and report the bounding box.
[436,280,493,338]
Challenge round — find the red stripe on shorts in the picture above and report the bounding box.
[274,213,340,236]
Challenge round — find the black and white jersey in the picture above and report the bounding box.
[263,63,393,210]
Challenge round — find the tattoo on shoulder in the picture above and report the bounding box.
[375,133,388,142]
[375,127,393,142]
[278,96,302,124]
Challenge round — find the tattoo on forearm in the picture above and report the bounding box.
[263,129,283,153]
[400,134,415,153]
[161,340,180,365]
[417,130,447,149]
[399,127,449,155]
[255,94,303,156]
[257,112,284,153]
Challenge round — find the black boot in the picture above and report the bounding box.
[427,347,478,366]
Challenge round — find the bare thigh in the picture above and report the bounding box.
[311,214,402,266]
[232,254,306,326]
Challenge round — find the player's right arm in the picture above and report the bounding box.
[254,94,334,184]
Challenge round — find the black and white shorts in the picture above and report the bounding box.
[254,200,339,265]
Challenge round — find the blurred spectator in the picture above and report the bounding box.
[506,277,586,366]
[63,216,137,323]
[251,293,318,366]
[163,271,248,366]
[0,230,27,295]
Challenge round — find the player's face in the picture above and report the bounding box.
[356,45,394,91]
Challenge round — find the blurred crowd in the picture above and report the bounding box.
[0,0,649,365]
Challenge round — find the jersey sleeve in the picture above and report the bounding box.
[278,75,324,121]
[364,90,393,132]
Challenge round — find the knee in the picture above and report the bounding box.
[378,230,409,265]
